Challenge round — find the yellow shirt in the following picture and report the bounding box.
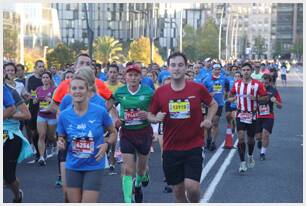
[106,82,124,94]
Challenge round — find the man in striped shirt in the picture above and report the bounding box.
[228,62,268,173]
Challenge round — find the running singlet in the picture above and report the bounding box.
[149,81,212,151]
[53,78,112,104]
[106,82,124,94]
[57,103,112,171]
[203,74,229,107]
[114,85,153,130]
[230,79,266,124]
[256,85,281,119]
[36,86,56,119]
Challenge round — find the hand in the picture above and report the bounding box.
[270,96,276,102]
[57,137,66,150]
[45,97,52,103]
[138,110,148,120]
[115,119,122,128]
[95,143,108,161]
[155,112,166,122]
[200,119,212,129]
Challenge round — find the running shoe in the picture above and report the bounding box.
[142,172,150,187]
[247,155,255,168]
[13,189,23,203]
[238,161,247,173]
[209,142,216,151]
[133,186,143,203]
[55,176,62,188]
[38,157,46,166]
[260,153,266,161]
[108,165,117,175]
[163,185,173,193]
[257,140,262,149]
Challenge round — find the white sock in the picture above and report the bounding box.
[261,147,267,154]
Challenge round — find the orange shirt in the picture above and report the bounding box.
[53,78,112,104]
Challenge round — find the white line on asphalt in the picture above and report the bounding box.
[200,141,225,183]
[200,138,239,203]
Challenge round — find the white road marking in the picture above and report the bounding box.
[200,141,225,183]
[200,139,238,203]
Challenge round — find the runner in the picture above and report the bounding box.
[148,52,218,202]
[251,62,263,81]
[227,62,268,173]
[280,62,287,87]
[25,60,44,162]
[255,74,282,160]
[114,63,154,203]
[3,82,32,203]
[105,64,123,175]
[56,71,117,203]
[35,71,57,166]
[202,63,229,151]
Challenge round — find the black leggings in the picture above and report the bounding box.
[3,134,22,184]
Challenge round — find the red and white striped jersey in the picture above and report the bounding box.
[230,79,266,113]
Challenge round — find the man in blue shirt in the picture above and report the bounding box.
[202,63,229,151]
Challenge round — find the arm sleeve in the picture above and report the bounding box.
[199,84,213,106]
[148,90,161,115]
[56,113,67,136]
[96,79,112,100]
[3,85,15,107]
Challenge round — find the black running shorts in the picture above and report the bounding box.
[162,147,203,185]
[120,125,153,155]
[255,118,274,134]
[236,117,257,138]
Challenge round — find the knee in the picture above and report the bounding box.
[122,164,134,176]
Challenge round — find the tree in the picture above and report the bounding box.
[128,36,164,66]
[93,36,125,64]
[182,18,219,61]
[46,43,75,69]
[4,22,19,62]
[24,48,44,72]
[68,40,87,55]
[253,35,267,58]
[291,36,303,61]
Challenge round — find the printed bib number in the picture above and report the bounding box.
[72,137,94,158]
[169,99,191,119]
[124,108,142,126]
[259,104,270,115]
[3,130,8,142]
[238,112,253,124]
[39,101,49,109]
[213,84,222,93]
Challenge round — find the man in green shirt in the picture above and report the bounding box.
[114,63,153,203]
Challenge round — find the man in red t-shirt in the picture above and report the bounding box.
[228,62,268,173]
[255,74,282,161]
[148,52,218,203]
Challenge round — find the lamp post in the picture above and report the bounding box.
[84,3,94,59]
[218,5,225,60]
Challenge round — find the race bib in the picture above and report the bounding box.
[39,101,49,109]
[3,130,8,143]
[238,112,253,124]
[31,90,37,99]
[259,104,270,115]
[213,84,222,93]
[124,108,143,126]
[72,137,94,158]
[169,99,191,119]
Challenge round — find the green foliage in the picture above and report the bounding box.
[4,23,19,61]
[128,36,164,66]
[68,40,87,55]
[182,18,219,61]
[46,44,75,69]
[93,36,125,64]
[253,35,267,57]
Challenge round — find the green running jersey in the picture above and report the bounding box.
[114,85,153,130]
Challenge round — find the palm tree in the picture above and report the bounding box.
[93,36,125,64]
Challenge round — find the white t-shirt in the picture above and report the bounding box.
[280,66,287,75]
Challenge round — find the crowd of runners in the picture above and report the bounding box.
[3,52,286,203]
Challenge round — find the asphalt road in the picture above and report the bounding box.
[3,68,303,203]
